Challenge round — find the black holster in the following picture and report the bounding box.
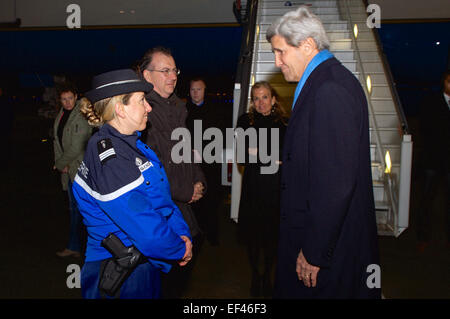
[98,233,144,298]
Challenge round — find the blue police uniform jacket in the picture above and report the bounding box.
[72,124,191,273]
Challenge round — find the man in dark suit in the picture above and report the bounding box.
[267,6,381,298]
[185,78,228,246]
[416,69,450,252]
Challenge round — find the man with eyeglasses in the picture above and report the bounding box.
[136,46,206,299]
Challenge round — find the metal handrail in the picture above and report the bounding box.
[341,0,386,174]
[361,0,409,135]
[342,0,406,234]
[234,0,259,122]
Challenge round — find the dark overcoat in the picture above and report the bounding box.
[236,112,287,244]
[142,91,206,238]
[419,92,450,173]
[274,57,381,299]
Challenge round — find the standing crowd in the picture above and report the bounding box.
[52,6,388,299]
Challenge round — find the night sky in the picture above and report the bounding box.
[0,26,243,97]
[1,21,449,115]
[377,22,450,116]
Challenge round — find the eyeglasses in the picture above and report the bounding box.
[147,68,181,76]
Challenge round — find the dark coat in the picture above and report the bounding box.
[236,112,287,244]
[419,92,450,173]
[142,91,206,237]
[274,57,381,299]
[185,99,228,196]
[185,99,230,135]
[185,99,228,240]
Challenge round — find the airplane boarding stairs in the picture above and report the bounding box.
[229,0,413,237]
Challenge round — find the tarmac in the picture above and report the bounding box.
[1,107,449,300]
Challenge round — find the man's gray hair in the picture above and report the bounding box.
[266,6,330,51]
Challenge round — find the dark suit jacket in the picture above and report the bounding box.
[142,91,206,237]
[419,92,450,172]
[275,57,381,298]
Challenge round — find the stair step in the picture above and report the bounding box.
[369,111,400,128]
[355,72,387,85]
[375,200,390,210]
[262,0,338,5]
[259,21,350,32]
[370,144,400,163]
[250,29,370,41]
[257,48,356,61]
[369,98,397,113]
[253,60,356,73]
[366,84,392,99]
[260,13,343,23]
[369,128,401,145]
[260,7,339,16]
[357,60,385,73]
[262,0,339,6]
[262,3,367,18]
[257,36,355,50]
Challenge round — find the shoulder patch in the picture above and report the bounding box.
[97,138,116,165]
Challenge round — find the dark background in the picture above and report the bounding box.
[377,22,450,117]
[0,26,243,103]
[0,22,448,116]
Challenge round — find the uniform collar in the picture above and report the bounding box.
[100,123,140,144]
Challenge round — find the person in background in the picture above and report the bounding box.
[137,47,206,298]
[73,69,192,299]
[186,77,227,247]
[0,87,14,167]
[236,81,288,297]
[267,6,381,298]
[416,69,450,252]
[53,83,92,258]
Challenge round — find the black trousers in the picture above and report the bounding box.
[416,169,450,242]
[160,234,204,299]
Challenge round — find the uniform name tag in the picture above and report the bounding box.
[136,157,153,172]
[138,161,153,172]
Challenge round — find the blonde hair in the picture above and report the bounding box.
[249,81,288,126]
[79,93,133,127]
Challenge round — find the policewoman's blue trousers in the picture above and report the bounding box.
[81,260,161,299]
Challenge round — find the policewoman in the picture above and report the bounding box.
[72,69,193,299]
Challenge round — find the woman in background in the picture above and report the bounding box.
[236,81,288,297]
